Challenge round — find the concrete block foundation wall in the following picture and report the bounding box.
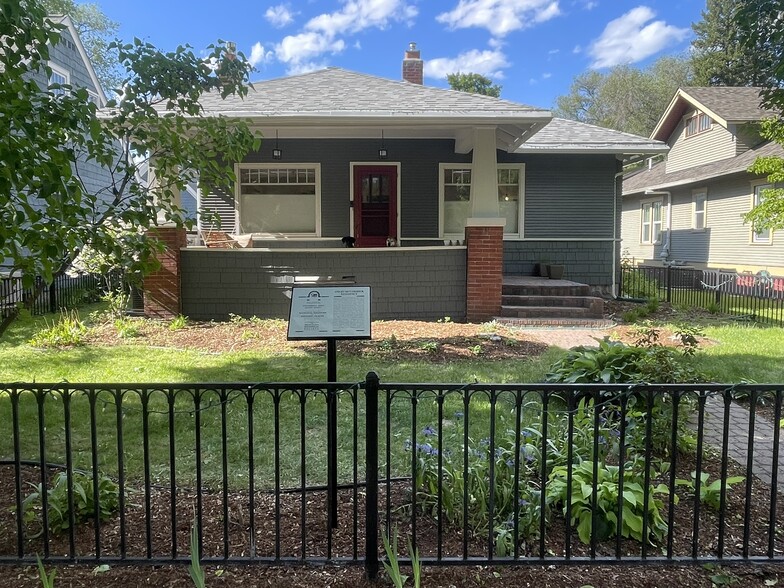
[503,241,616,287]
[180,248,467,321]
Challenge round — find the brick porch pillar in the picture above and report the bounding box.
[143,227,187,319]
[465,221,504,322]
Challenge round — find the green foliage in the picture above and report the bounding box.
[22,471,120,536]
[554,56,692,136]
[36,556,56,588]
[189,519,206,588]
[677,472,745,511]
[382,527,408,588]
[0,1,260,337]
[113,317,140,338]
[545,337,705,385]
[169,314,189,331]
[691,0,775,86]
[101,290,130,321]
[447,72,501,97]
[547,459,670,545]
[29,311,88,348]
[744,128,784,233]
[380,334,398,351]
[419,341,439,353]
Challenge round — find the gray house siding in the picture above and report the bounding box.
[666,109,737,174]
[180,248,467,321]
[623,173,784,272]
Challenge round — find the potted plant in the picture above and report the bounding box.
[536,257,550,277]
[547,264,565,280]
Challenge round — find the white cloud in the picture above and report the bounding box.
[589,6,690,68]
[582,0,598,9]
[286,61,330,75]
[542,72,552,79]
[424,48,510,80]
[437,0,561,37]
[248,42,272,68]
[265,4,297,28]
[275,31,346,66]
[573,44,581,53]
[274,0,417,69]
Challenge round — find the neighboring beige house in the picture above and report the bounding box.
[622,87,784,275]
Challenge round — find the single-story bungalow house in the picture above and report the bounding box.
[145,44,667,323]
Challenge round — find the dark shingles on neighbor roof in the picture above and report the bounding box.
[198,67,547,116]
[623,140,784,195]
[681,86,774,121]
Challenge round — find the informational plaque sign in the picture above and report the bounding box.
[287,285,371,340]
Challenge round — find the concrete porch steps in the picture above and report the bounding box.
[494,276,612,328]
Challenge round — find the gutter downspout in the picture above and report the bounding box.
[644,189,672,261]
[613,170,625,298]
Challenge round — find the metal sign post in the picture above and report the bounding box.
[287,285,371,530]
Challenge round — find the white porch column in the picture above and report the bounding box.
[468,126,502,221]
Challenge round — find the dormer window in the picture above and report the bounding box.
[685,112,712,138]
[48,63,70,96]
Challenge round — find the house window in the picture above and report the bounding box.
[692,190,707,230]
[641,200,663,244]
[752,183,772,244]
[237,164,320,234]
[685,112,712,138]
[48,64,70,95]
[440,164,524,237]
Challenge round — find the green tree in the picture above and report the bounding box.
[690,0,776,87]
[447,72,501,97]
[0,0,260,336]
[554,55,693,136]
[43,0,122,91]
[735,0,784,232]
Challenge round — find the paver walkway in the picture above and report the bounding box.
[700,396,784,492]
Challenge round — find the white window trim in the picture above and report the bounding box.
[47,62,70,94]
[684,111,712,139]
[234,163,322,237]
[640,197,663,245]
[691,188,707,231]
[348,161,402,241]
[438,162,525,240]
[750,180,773,245]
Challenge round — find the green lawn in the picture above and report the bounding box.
[1,306,781,491]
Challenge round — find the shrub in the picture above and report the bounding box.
[676,472,744,510]
[29,311,88,348]
[169,314,188,331]
[114,317,141,338]
[547,458,671,545]
[22,471,120,536]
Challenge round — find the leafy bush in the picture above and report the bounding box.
[676,472,744,510]
[114,317,141,338]
[22,471,120,536]
[29,311,88,348]
[547,458,671,545]
[169,314,188,331]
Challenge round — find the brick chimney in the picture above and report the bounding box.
[402,42,423,85]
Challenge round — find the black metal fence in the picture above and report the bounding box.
[0,274,105,319]
[619,264,784,325]
[0,378,783,577]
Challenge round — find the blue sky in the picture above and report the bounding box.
[102,0,704,109]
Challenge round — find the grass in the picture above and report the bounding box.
[697,323,784,383]
[0,306,561,490]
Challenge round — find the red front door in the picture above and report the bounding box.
[353,166,397,247]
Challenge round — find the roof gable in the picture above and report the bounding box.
[651,86,772,142]
[49,15,107,106]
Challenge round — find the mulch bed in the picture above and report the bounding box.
[2,447,783,587]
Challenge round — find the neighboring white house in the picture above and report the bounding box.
[622,87,784,275]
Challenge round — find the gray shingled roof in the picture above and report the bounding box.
[197,67,549,119]
[516,117,667,153]
[681,86,772,122]
[623,140,784,195]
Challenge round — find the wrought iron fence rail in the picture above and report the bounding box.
[0,273,105,318]
[1,379,783,578]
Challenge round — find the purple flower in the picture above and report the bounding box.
[422,425,436,437]
[454,411,464,420]
[518,498,529,507]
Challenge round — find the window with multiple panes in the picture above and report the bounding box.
[752,184,772,244]
[237,165,319,234]
[692,190,707,230]
[641,200,663,244]
[48,64,69,95]
[441,164,524,237]
[685,112,712,138]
